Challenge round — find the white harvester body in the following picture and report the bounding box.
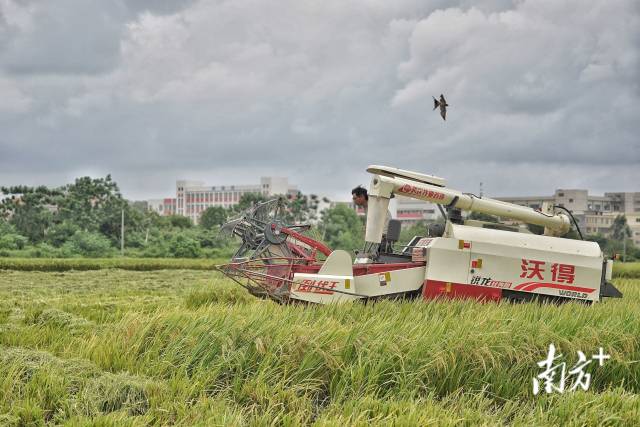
[221,165,621,305]
[287,165,618,304]
[290,223,612,304]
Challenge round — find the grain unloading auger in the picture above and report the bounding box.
[218,165,622,304]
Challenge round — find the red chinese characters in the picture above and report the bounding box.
[520,259,576,284]
[398,184,446,201]
[520,259,545,280]
[551,263,575,284]
[297,279,338,295]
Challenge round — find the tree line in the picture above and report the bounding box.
[0,176,371,258]
[1,176,636,260]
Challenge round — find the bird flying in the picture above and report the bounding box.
[433,94,448,121]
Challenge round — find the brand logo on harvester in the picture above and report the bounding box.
[398,184,446,200]
[558,290,588,299]
[470,275,512,289]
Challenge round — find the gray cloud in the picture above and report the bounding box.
[124,0,199,16]
[0,0,638,201]
[0,1,128,75]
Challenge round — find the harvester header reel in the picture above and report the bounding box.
[218,198,331,302]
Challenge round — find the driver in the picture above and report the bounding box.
[351,185,392,239]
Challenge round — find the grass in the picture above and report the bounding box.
[0,269,638,425]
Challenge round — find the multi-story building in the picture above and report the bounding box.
[149,177,297,224]
[393,195,439,228]
[497,190,640,245]
[147,198,176,216]
[338,196,439,229]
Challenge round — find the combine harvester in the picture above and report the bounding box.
[219,165,622,304]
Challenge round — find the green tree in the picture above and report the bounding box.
[61,231,115,258]
[0,228,28,250]
[197,228,233,249]
[145,211,171,228]
[233,193,268,213]
[57,176,142,243]
[611,215,632,241]
[137,229,171,257]
[169,234,202,258]
[0,186,60,243]
[28,243,59,258]
[129,200,148,213]
[586,233,608,248]
[284,192,320,223]
[46,221,80,247]
[230,192,319,224]
[319,204,363,252]
[200,206,228,229]
[399,221,431,244]
[56,176,118,230]
[168,215,192,228]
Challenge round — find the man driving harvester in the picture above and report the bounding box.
[352,185,393,252]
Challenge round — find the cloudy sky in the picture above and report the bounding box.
[1,0,638,201]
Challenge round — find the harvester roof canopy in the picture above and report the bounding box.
[367,165,446,187]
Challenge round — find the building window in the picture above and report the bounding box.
[569,198,573,203]
[558,192,564,197]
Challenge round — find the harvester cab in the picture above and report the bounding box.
[218,165,622,304]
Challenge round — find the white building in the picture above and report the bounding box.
[334,195,439,229]
[392,195,439,228]
[498,190,640,245]
[150,177,298,224]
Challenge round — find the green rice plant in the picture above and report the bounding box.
[0,270,638,425]
[2,257,635,279]
[0,307,10,324]
[613,262,640,278]
[184,282,254,308]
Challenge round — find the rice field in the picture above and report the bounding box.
[0,267,639,426]
[0,258,225,272]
